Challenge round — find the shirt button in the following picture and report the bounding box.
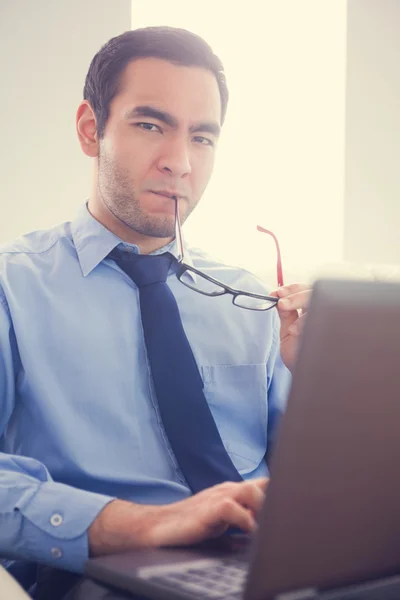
[51,547,63,559]
[50,513,63,527]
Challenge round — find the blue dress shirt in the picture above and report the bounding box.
[0,204,291,573]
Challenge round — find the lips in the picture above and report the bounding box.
[150,190,180,200]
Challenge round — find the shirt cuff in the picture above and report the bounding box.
[14,481,115,572]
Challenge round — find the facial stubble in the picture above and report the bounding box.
[97,149,177,239]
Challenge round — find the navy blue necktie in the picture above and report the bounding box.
[111,250,242,493]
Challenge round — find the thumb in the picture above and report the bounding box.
[276,297,298,335]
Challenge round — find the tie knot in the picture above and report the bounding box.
[110,250,173,288]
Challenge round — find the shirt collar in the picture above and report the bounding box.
[71,203,195,277]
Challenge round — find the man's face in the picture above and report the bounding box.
[96,58,222,239]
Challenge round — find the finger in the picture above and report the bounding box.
[276,303,298,331]
[215,477,268,493]
[269,284,310,301]
[277,289,311,312]
[209,498,256,535]
[252,477,270,491]
[288,313,307,336]
[235,482,266,516]
[269,283,309,298]
[279,283,310,296]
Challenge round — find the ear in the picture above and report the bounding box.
[76,101,99,157]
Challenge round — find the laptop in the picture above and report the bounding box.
[85,278,400,600]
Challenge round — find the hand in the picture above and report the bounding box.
[89,478,268,556]
[269,283,312,372]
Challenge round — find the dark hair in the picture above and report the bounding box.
[83,26,229,139]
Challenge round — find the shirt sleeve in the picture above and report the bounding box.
[265,310,292,461]
[0,290,115,573]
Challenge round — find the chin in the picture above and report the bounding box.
[134,216,175,239]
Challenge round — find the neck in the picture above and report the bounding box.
[87,197,173,255]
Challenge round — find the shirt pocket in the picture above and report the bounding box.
[200,364,268,475]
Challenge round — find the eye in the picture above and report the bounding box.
[135,122,162,133]
[193,136,214,147]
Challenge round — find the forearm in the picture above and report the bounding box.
[88,499,169,557]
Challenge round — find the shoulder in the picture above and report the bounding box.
[0,221,73,309]
[0,221,71,264]
[188,246,274,296]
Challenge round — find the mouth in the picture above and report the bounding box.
[146,191,179,215]
[149,190,181,201]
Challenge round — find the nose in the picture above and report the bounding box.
[157,137,192,177]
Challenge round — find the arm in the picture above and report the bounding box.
[88,478,267,556]
[0,288,268,570]
[0,290,114,573]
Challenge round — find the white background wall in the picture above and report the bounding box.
[344,0,400,264]
[0,0,131,244]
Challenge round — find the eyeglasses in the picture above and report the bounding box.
[173,198,283,311]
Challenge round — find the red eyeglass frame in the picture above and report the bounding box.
[256,225,284,287]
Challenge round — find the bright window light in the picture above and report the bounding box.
[132,1,347,282]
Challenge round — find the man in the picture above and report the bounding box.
[0,26,309,598]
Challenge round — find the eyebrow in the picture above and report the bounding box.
[125,105,221,138]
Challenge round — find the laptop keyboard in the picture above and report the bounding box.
[138,557,248,599]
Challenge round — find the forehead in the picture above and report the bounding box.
[113,57,222,123]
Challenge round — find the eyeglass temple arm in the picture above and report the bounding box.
[173,200,283,287]
[256,225,284,287]
[173,196,185,262]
